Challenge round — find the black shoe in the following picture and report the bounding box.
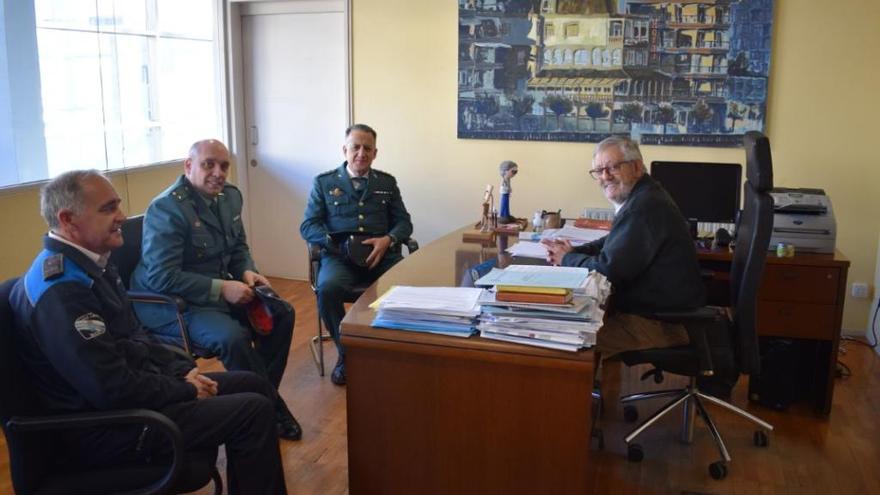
[275,400,302,441]
[331,359,346,386]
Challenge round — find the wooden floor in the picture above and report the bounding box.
[2,277,879,494]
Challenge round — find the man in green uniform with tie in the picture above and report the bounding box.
[300,124,413,385]
[131,139,301,440]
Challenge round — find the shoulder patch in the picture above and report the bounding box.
[42,253,64,280]
[74,313,106,340]
[25,250,94,306]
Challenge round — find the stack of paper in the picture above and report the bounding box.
[509,225,608,259]
[371,286,483,337]
[473,265,600,351]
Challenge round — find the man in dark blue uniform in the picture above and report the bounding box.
[8,170,286,494]
[300,124,413,385]
[130,139,301,440]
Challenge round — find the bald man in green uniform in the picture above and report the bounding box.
[131,139,301,440]
[300,124,413,385]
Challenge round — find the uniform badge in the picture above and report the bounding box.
[330,187,344,197]
[42,253,64,280]
[194,220,201,227]
[74,313,106,340]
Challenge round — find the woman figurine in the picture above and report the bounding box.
[498,160,518,224]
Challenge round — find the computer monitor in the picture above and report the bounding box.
[650,161,742,224]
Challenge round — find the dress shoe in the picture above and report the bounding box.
[275,399,302,441]
[330,359,346,386]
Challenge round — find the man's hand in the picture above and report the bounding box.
[221,280,255,304]
[243,270,271,288]
[362,235,393,269]
[541,238,573,266]
[185,368,218,399]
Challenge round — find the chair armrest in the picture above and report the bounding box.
[307,243,322,291]
[404,238,419,254]
[6,408,186,495]
[649,307,724,376]
[308,243,322,262]
[128,291,188,313]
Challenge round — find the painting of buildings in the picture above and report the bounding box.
[458,0,774,147]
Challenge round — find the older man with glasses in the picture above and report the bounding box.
[543,136,705,410]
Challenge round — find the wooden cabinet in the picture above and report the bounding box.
[699,249,849,415]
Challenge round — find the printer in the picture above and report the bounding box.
[768,188,836,253]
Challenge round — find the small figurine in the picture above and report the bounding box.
[498,160,518,224]
[480,184,494,233]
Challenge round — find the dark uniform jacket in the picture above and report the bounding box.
[563,174,705,315]
[131,175,257,325]
[9,237,196,413]
[300,163,412,248]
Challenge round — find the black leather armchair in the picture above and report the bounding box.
[0,277,221,495]
[307,237,419,376]
[109,214,213,359]
[616,131,776,480]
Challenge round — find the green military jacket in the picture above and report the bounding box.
[131,175,257,319]
[300,163,412,247]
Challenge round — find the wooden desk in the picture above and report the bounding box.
[699,249,850,415]
[341,227,595,495]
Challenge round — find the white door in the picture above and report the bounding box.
[240,1,349,279]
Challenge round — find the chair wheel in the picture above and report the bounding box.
[639,368,664,384]
[623,405,639,423]
[709,461,728,480]
[627,443,644,462]
[754,430,769,447]
[592,428,605,450]
[653,370,664,384]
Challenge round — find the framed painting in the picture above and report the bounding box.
[458,0,774,147]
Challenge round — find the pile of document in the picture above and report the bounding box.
[507,225,608,259]
[474,265,603,352]
[371,286,483,337]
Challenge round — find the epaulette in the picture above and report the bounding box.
[371,168,394,178]
[42,253,64,280]
[317,169,336,178]
[170,184,191,202]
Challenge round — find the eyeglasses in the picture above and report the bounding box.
[589,160,631,180]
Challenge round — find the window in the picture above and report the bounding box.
[564,23,579,38]
[575,49,588,65]
[544,23,554,38]
[1,0,222,187]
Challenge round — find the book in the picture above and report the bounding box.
[474,265,590,289]
[495,285,571,296]
[495,290,572,305]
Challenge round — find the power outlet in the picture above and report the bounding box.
[851,282,869,299]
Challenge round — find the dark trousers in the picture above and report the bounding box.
[152,305,293,389]
[316,251,403,359]
[68,371,286,494]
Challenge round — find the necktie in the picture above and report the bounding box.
[351,177,367,192]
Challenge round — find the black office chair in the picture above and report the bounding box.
[307,238,419,375]
[0,277,222,495]
[616,131,775,480]
[109,214,212,358]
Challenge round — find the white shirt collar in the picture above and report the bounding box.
[612,200,626,214]
[48,231,109,268]
[345,164,370,179]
